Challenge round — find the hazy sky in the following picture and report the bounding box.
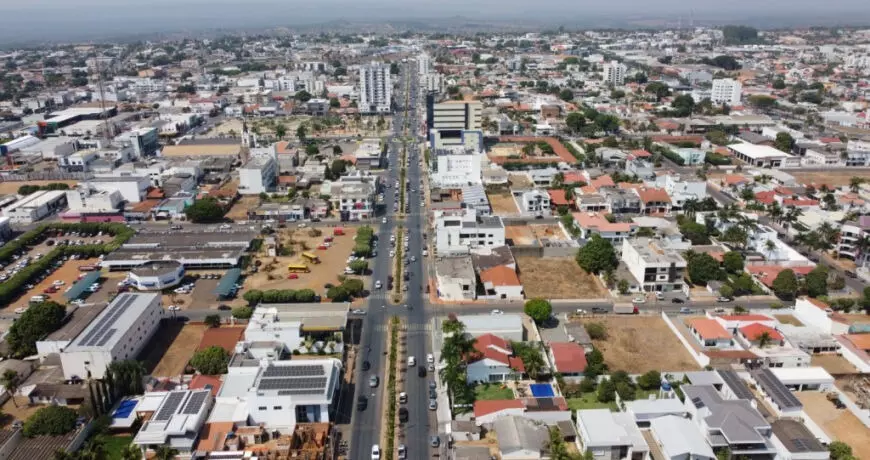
[0,0,868,43]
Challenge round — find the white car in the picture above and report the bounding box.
[351,309,366,315]
[167,305,180,311]
[371,445,381,460]
[52,280,65,286]
[422,250,428,257]
[426,353,435,364]
[14,307,28,314]
[382,217,387,224]
[632,296,646,304]
[491,309,504,315]
[655,292,664,300]
[389,250,396,258]
[407,356,416,367]
[374,280,382,289]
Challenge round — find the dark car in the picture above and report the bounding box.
[846,270,857,278]
[591,307,608,314]
[361,360,371,372]
[429,436,440,447]
[398,407,409,423]
[417,366,426,378]
[671,298,685,304]
[357,396,368,411]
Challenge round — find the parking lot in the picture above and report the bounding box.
[4,257,102,314]
[158,273,232,311]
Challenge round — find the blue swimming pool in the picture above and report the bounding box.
[112,399,137,419]
[530,383,555,397]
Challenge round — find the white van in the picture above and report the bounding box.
[30,295,47,304]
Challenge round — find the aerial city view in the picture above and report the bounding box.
[2,2,870,459]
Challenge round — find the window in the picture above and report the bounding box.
[273,406,282,410]
[258,406,267,411]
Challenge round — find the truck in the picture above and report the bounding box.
[613,303,639,314]
[302,252,321,264]
[287,264,311,273]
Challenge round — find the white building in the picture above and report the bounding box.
[133,389,213,456]
[127,261,185,291]
[710,78,743,106]
[430,147,483,188]
[358,62,391,114]
[65,187,123,212]
[327,172,377,221]
[434,209,505,255]
[602,60,627,85]
[244,307,304,352]
[517,190,551,216]
[239,156,278,195]
[653,175,707,209]
[455,314,524,342]
[621,238,687,293]
[422,73,443,94]
[2,190,68,224]
[727,143,799,168]
[417,53,431,74]
[87,176,151,203]
[768,366,835,392]
[60,293,163,380]
[648,416,715,460]
[793,297,849,335]
[434,256,477,301]
[576,409,649,459]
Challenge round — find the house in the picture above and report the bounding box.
[688,318,734,348]
[516,189,551,216]
[793,297,849,335]
[473,399,525,425]
[737,323,784,348]
[494,416,550,460]
[478,265,524,300]
[635,187,672,215]
[132,389,213,456]
[435,256,477,301]
[712,314,777,333]
[456,314,524,342]
[575,409,649,460]
[548,342,587,377]
[750,368,804,416]
[681,385,777,458]
[571,212,635,248]
[450,420,482,442]
[466,333,524,383]
[648,415,715,460]
[770,419,829,460]
[434,209,505,255]
[624,398,688,426]
[621,238,687,293]
[24,383,88,406]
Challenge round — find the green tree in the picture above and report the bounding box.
[242,290,263,305]
[1,370,21,408]
[204,315,221,328]
[559,88,574,101]
[294,90,312,102]
[584,349,608,378]
[679,222,711,245]
[565,112,586,133]
[576,235,618,275]
[23,406,78,437]
[349,259,368,274]
[296,124,307,140]
[671,94,695,115]
[721,225,748,250]
[190,346,230,375]
[524,298,553,324]
[585,322,607,340]
[774,132,795,153]
[772,269,799,300]
[719,284,735,299]
[805,266,829,298]
[722,251,745,273]
[7,301,66,358]
[274,124,287,139]
[617,279,629,295]
[645,81,670,101]
[305,144,320,156]
[772,79,786,90]
[121,444,143,460]
[184,198,225,223]
[154,446,179,460]
[329,97,340,108]
[747,95,777,111]
[829,441,854,460]
[685,251,723,285]
[108,360,146,397]
[232,306,253,319]
[636,370,661,390]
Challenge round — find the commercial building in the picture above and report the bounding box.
[430,147,483,188]
[434,256,477,301]
[434,209,506,255]
[127,261,185,291]
[326,172,377,221]
[36,304,109,357]
[602,60,627,85]
[132,389,213,456]
[101,229,256,270]
[358,62,391,114]
[727,143,799,168]
[59,293,163,379]
[710,78,743,106]
[87,176,151,203]
[455,313,524,342]
[621,237,687,293]
[2,190,68,224]
[238,156,277,195]
[353,138,383,170]
[428,101,483,150]
[65,186,123,213]
[243,303,349,353]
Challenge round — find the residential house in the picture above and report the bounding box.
[434,209,506,255]
[648,416,715,460]
[494,416,550,460]
[473,400,526,425]
[837,218,870,266]
[548,342,587,378]
[688,318,734,349]
[621,238,687,293]
[571,212,635,248]
[603,188,641,214]
[456,314,524,342]
[575,409,649,460]
[435,256,477,301]
[478,265,524,300]
[636,187,672,215]
[625,159,655,180]
[737,323,785,348]
[466,333,524,383]
[516,189,551,216]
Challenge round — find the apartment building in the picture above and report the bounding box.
[358,62,391,114]
[516,189,550,216]
[435,208,506,255]
[710,78,743,106]
[326,172,377,221]
[621,238,687,293]
[602,60,627,85]
[837,218,870,266]
[239,156,278,195]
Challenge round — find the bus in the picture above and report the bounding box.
[302,252,321,264]
[288,264,310,273]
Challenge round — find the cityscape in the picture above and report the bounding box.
[1,17,870,460]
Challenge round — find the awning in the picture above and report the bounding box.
[64,271,101,300]
[214,268,241,298]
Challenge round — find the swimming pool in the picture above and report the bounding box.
[529,383,555,397]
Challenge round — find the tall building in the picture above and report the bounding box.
[427,100,483,150]
[358,62,391,114]
[602,60,627,85]
[417,53,431,75]
[710,78,743,106]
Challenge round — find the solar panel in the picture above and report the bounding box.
[257,376,328,391]
[182,391,208,415]
[79,293,136,347]
[263,365,325,378]
[755,369,802,410]
[96,329,117,347]
[691,397,705,408]
[718,370,755,400]
[154,392,185,421]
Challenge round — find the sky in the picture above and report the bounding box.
[0,0,868,43]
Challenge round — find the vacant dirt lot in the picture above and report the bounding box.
[144,322,207,377]
[508,173,533,188]
[578,316,700,373]
[790,170,870,188]
[517,257,606,299]
[812,355,859,374]
[529,224,569,241]
[797,391,870,460]
[225,195,261,221]
[246,227,366,293]
[506,226,536,245]
[0,180,79,195]
[487,192,518,215]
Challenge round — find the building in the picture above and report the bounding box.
[575,409,649,459]
[466,334,525,383]
[767,366,835,392]
[673,148,707,166]
[327,173,376,221]
[2,190,68,224]
[243,303,348,353]
[87,176,151,203]
[126,261,185,291]
[456,314,524,342]
[793,297,849,335]
[435,256,477,301]
[430,147,483,188]
[621,238,687,293]
[648,416,715,460]
[434,209,505,255]
[35,304,109,357]
[688,318,735,348]
[65,186,123,213]
[770,419,829,460]
[710,78,743,106]
[428,101,483,150]
[493,416,549,460]
[516,190,550,216]
[238,156,277,195]
[59,293,163,379]
[478,265,524,300]
[353,138,383,170]
[837,219,869,265]
[358,62,391,113]
[727,143,798,168]
[100,229,255,271]
[750,368,804,416]
[602,60,627,85]
[132,389,213,456]
[570,212,635,248]
[548,342,587,377]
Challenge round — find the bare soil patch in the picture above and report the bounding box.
[797,391,870,460]
[143,322,207,377]
[517,257,605,299]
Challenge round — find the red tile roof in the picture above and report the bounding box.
[479,265,522,287]
[636,187,671,204]
[548,189,572,206]
[562,172,586,185]
[549,342,587,373]
[689,318,732,340]
[755,191,776,205]
[747,265,814,288]
[739,323,783,341]
[720,314,773,322]
[472,334,525,371]
[473,399,525,418]
[189,374,223,397]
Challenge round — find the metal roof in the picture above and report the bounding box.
[63,272,101,301]
[213,268,241,298]
[752,368,803,411]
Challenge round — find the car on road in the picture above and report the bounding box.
[632,296,646,304]
[399,392,408,404]
[576,308,587,314]
[398,407,409,423]
[491,309,503,315]
[716,296,732,303]
[591,307,608,314]
[846,270,857,278]
[371,444,380,460]
[679,307,693,314]
[427,353,434,364]
[382,217,387,224]
[428,362,435,372]
[374,280,382,289]
[407,356,416,367]
[430,436,440,448]
[352,308,366,315]
[417,366,426,377]
[397,444,407,460]
[671,298,685,304]
[357,396,368,411]
[369,376,379,388]
[714,307,726,314]
[410,256,416,262]
[429,399,437,410]
[655,292,664,300]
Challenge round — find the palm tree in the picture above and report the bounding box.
[757,331,773,348]
[120,444,143,460]
[683,198,699,220]
[1,370,20,408]
[764,239,778,260]
[818,222,838,246]
[767,202,783,224]
[849,177,864,193]
[783,207,803,229]
[154,446,178,460]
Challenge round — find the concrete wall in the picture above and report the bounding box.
[660,312,711,368]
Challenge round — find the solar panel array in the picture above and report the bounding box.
[154,392,185,421]
[691,396,705,409]
[262,364,325,378]
[718,370,755,400]
[182,391,208,415]
[77,294,135,347]
[755,369,802,410]
[257,365,329,395]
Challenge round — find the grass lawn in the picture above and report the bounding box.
[474,383,515,401]
[566,393,617,411]
[102,435,134,460]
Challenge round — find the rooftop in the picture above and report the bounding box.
[66,293,159,352]
[43,303,109,342]
[771,419,826,454]
[682,385,770,444]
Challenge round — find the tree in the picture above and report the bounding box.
[772,79,786,90]
[243,290,263,305]
[565,112,586,133]
[349,259,368,274]
[747,95,777,111]
[585,322,607,340]
[636,370,662,390]
[722,251,745,273]
[721,225,748,250]
[232,306,253,319]
[204,315,221,328]
[513,341,547,379]
[559,88,574,101]
[617,279,629,295]
[645,81,670,101]
[154,446,179,460]
[774,132,795,153]
[274,124,287,139]
[679,222,711,245]
[719,284,735,299]
[671,94,695,116]
[332,145,343,155]
[685,251,723,285]
[184,198,225,223]
[329,97,340,108]
[121,443,143,460]
[772,269,799,299]
[294,90,312,102]
[576,235,618,275]
[805,266,829,298]
[296,124,307,140]
[757,331,774,348]
[1,370,21,408]
[584,349,607,378]
[190,346,230,375]
[829,441,854,460]
[524,298,553,324]
[305,143,320,156]
[7,301,66,358]
[23,406,78,437]
[849,177,864,193]
[108,360,145,398]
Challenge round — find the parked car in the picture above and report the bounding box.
[716,296,732,303]
[369,375,379,388]
[407,356,416,367]
[361,360,371,372]
[428,399,437,410]
[430,436,440,447]
[398,407,409,423]
[671,298,685,304]
[357,396,368,411]
[371,444,380,460]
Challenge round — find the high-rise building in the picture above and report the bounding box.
[602,60,627,85]
[710,78,743,106]
[358,62,392,114]
[427,100,483,150]
[417,53,431,75]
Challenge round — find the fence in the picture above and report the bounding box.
[659,311,711,368]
